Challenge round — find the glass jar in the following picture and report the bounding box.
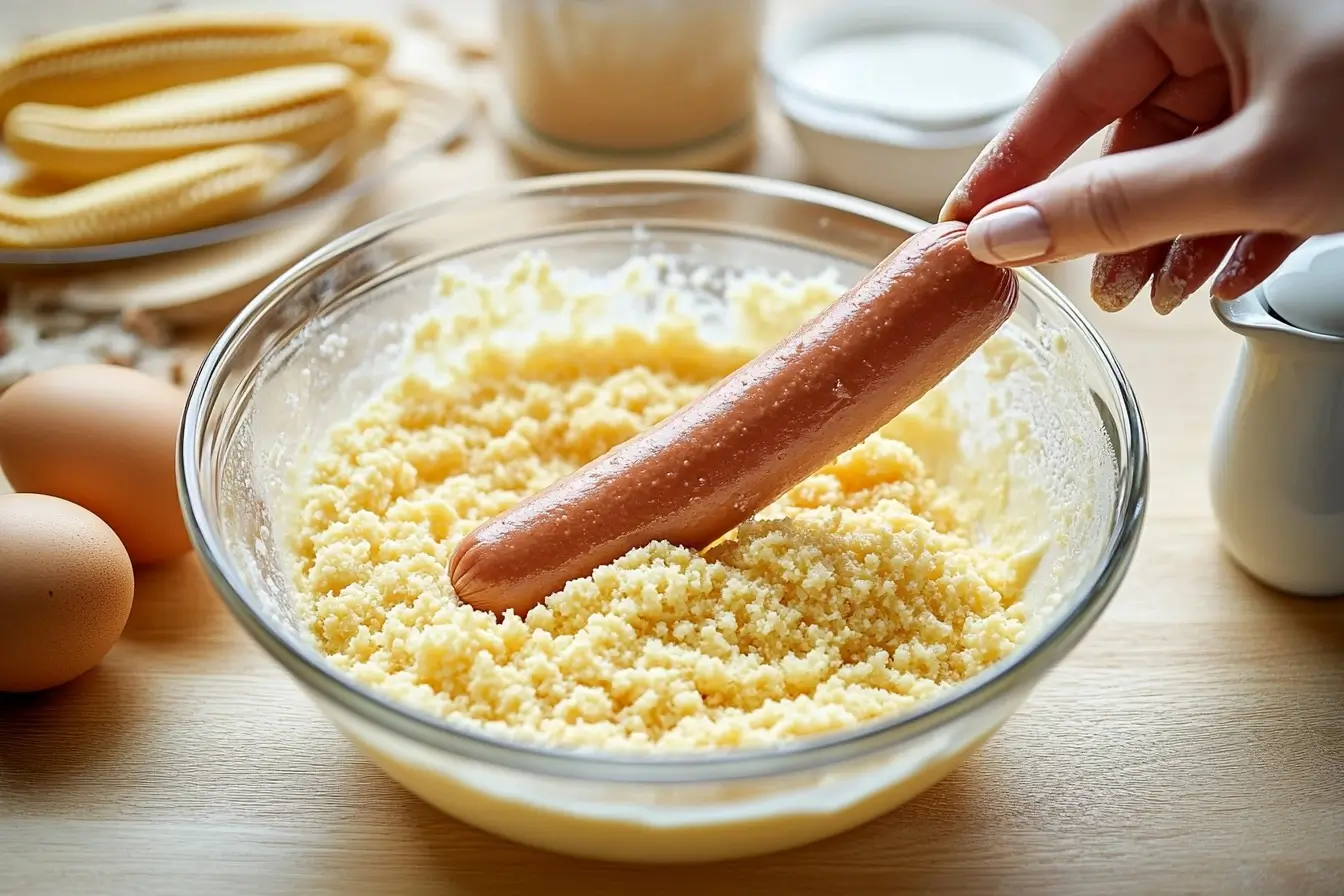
[495,0,765,169]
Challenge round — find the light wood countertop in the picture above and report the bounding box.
[2,2,1342,894]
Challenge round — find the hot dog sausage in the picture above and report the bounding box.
[450,221,1018,615]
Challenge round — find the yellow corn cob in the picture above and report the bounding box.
[357,76,408,146]
[0,143,294,249]
[0,13,391,121]
[0,172,70,198]
[321,76,409,184]
[5,63,361,182]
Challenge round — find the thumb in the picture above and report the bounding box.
[964,124,1258,266]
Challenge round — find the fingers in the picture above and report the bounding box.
[1086,83,1230,312]
[940,5,1173,223]
[1152,234,1237,313]
[1084,108,1175,311]
[1092,247,1169,312]
[1084,84,1223,311]
[963,116,1263,267]
[1087,119,1176,313]
[1211,233,1306,299]
[940,0,1225,224]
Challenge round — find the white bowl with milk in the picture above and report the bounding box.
[765,0,1061,220]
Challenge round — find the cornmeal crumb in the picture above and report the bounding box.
[291,254,1042,751]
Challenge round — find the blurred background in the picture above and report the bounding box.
[2,0,1103,205]
[0,0,1108,397]
[0,0,1107,389]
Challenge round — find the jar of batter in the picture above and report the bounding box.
[495,0,764,172]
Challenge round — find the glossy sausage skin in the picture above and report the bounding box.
[450,222,1018,615]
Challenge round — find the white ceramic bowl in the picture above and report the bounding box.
[764,0,1061,220]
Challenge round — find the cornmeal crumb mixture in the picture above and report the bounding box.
[292,255,1039,751]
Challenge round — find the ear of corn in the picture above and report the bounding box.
[0,143,294,249]
[5,63,361,182]
[0,13,391,120]
[0,171,71,198]
[356,76,408,147]
[324,77,410,182]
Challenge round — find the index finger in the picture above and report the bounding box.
[941,4,1174,223]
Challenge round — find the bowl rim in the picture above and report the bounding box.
[179,169,1148,784]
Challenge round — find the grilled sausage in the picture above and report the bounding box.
[450,221,1018,615]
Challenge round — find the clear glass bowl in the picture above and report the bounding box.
[179,171,1148,863]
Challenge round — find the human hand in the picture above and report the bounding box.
[939,0,1344,313]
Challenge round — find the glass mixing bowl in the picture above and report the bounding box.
[179,171,1147,864]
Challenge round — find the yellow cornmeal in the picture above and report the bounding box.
[291,253,1044,751]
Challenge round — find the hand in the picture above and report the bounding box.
[939,0,1344,313]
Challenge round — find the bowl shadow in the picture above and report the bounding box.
[121,552,225,641]
[0,661,145,801]
[377,753,1005,896]
[1219,549,1344,653]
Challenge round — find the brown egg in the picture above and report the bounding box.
[0,493,135,693]
[0,364,191,564]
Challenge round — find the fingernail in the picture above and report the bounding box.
[1151,274,1187,315]
[1151,282,1180,315]
[1210,261,1244,301]
[937,188,965,224]
[1090,253,1149,313]
[966,205,1051,264]
[1210,276,1244,301]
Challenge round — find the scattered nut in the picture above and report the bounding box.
[0,299,178,390]
[404,3,495,63]
[404,3,448,35]
[35,309,89,338]
[169,358,186,386]
[455,35,496,63]
[120,306,173,348]
[443,129,470,152]
[440,87,483,154]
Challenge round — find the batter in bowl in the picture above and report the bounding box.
[290,252,1050,751]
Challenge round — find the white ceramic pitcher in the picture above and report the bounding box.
[1210,235,1344,596]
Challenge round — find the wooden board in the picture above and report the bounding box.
[2,2,1341,894]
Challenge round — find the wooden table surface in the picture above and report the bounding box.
[2,2,1342,894]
